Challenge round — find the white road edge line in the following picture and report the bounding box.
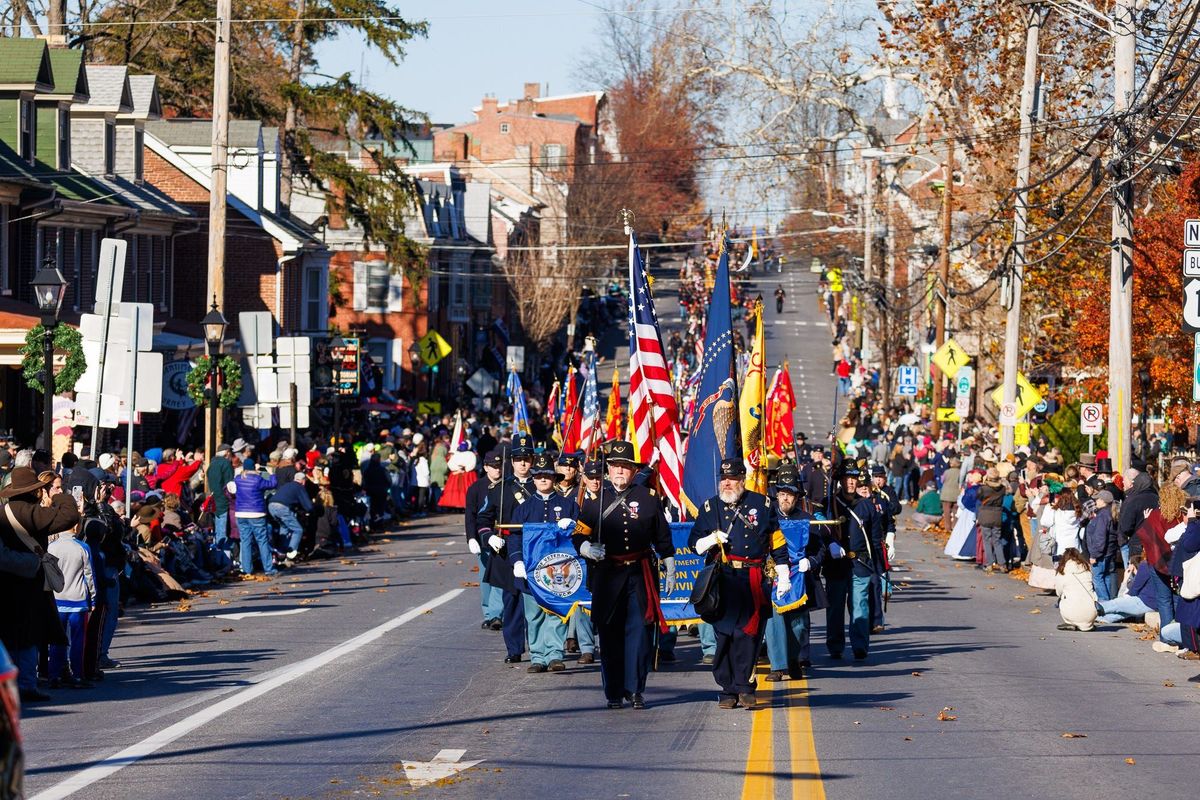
[30,588,465,800]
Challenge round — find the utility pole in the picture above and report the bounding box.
[1109,0,1136,474]
[861,157,876,365]
[206,0,231,464]
[1000,3,1044,458]
[931,137,955,438]
[882,161,897,398]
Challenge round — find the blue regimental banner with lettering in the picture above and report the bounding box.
[660,522,704,624]
[522,523,590,620]
[772,519,810,613]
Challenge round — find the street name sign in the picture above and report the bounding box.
[897,365,919,396]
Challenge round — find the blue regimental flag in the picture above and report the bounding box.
[772,519,810,613]
[506,369,531,435]
[680,238,737,515]
[659,522,704,623]
[521,523,591,619]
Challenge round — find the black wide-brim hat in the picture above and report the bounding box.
[719,458,746,478]
[606,440,642,467]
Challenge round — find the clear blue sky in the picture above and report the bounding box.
[313,1,604,125]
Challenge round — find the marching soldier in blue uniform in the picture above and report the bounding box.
[509,454,579,673]
[556,452,582,498]
[572,441,673,709]
[465,450,506,630]
[690,459,793,710]
[475,434,536,663]
[824,463,885,660]
[869,465,899,633]
[764,464,827,682]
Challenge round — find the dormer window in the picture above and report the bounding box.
[104,119,116,176]
[57,108,70,171]
[19,99,34,163]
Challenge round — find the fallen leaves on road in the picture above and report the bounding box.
[903,737,913,742]
[221,627,234,632]
[461,581,480,587]
[876,706,896,711]
[911,671,923,677]
[986,586,996,591]
[379,538,392,543]
[1029,608,1042,615]
[853,721,861,725]
[1125,758,1137,765]
[1013,595,1026,600]
[376,588,389,593]
[1008,567,1031,582]
[937,707,957,722]
[470,565,480,573]
[299,598,319,605]
[1061,732,1088,739]
[322,588,330,593]
[340,559,356,565]
[175,601,192,612]
[217,599,231,605]
[1163,680,1175,687]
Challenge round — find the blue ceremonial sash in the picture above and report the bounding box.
[772,519,810,613]
[521,522,591,619]
[660,522,703,624]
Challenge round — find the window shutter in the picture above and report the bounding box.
[352,261,367,311]
[387,270,404,312]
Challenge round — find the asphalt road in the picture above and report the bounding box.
[20,262,1200,799]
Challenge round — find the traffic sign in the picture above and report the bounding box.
[935,407,960,422]
[1185,280,1200,332]
[931,338,969,379]
[897,365,919,396]
[1185,249,1200,277]
[990,372,1042,418]
[1185,218,1200,247]
[1014,423,1031,447]
[1193,335,1200,402]
[956,370,972,398]
[955,395,970,417]
[1033,399,1048,414]
[999,402,1019,426]
[417,401,442,415]
[417,330,452,366]
[1080,402,1104,435]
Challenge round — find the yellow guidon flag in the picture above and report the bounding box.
[739,301,767,493]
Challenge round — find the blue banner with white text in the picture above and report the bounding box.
[660,522,704,623]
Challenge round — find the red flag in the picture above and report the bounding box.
[562,368,582,452]
[604,367,622,441]
[764,362,797,458]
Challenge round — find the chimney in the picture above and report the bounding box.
[524,82,541,100]
[479,94,499,119]
[516,98,535,115]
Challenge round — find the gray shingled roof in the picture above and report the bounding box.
[80,65,132,112]
[126,74,161,119]
[145,118,262,149]
[262,126,278,151]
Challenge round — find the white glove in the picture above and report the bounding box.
[558,517,575,530]
[774,564,792,599]
[580,541,606,561]
[885,532,896,561]
[694,531,729,554]
[467,538,481,555]
[663,557,676,595]
[829,542,846,559]
[797,557,811,573]
[513,561,527,579]
[488,534,505,553]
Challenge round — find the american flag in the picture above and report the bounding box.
[578,349,600,452]
[627,228,684,514]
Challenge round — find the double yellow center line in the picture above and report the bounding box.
[741,669,827,800]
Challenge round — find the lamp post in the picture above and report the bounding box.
[201,296,228,484]
[1138,367,1151,459]
[31,256,67,456]
[408,342,422,400]
[330,334,345,447]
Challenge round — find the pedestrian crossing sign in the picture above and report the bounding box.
[417,330,452,367]
[989,372,1042,419]
[931,338,969,378]
[936,407,960,422]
